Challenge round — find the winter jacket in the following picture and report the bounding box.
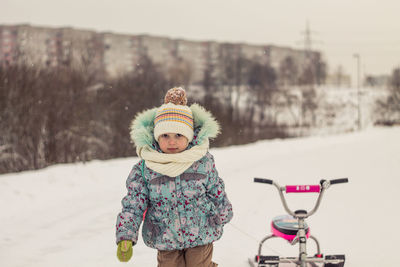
[116,104,233,251]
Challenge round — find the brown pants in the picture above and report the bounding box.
[157,243,218,267]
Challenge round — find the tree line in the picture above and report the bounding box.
[5,50,388,174]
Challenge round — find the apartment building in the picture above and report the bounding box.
[0,24,310,85]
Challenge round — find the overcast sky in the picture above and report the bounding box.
[2,0,400,85]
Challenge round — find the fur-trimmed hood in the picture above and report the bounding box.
[130,103,220,149]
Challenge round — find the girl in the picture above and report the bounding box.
[115,87,233,267]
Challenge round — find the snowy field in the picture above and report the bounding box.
[1,126,399,267]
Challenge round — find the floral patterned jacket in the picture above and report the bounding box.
[115,104,233,250]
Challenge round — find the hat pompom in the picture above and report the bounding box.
[164,87,187,106]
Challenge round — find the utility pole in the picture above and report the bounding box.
[298,21,322,86]
[302,20,313,63]
[353,53,361,130]
[297,20,314,87]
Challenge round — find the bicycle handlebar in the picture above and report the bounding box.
[254,177,349,190]
[254,178,273,184]
[254,177,348,218]
[329,178,349,185]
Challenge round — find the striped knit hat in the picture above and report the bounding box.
[154,87,194,142]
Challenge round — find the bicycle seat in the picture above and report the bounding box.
[271,215,310,241]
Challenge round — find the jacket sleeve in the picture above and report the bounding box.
[115,161,148,245]
[205,153,233,225]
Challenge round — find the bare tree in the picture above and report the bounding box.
[248,61,277,123]
[216,45,252,122]
[313,53,327,86]
[0,63,111,173]
[376,67,400,125]
[332,65,345,87]
[0,65,47,172]
[390,68,400,90]
[298,52,327,86]
[104,54,167,157]
[279,56,298,88]
[301,87,319,126]
[167,57,193,89]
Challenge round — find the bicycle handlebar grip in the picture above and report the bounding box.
[254,178,273,184]
[330,178,349,184]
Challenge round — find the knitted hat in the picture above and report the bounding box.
[154,87,194,142]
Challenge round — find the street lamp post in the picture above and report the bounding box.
[353,53,361,130]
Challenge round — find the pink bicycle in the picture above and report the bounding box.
[248,178,348,267]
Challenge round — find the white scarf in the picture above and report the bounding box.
[136,140,209,177]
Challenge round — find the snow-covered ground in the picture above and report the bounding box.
[1,126,399,267]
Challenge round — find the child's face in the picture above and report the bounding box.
[158,133,189,154]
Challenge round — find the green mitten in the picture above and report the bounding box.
[117,240,133,262]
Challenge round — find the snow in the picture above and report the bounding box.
[1,126,400,267]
